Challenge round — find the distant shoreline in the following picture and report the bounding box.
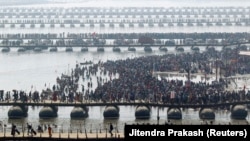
[0,0,49,6]
[0,0,249,7]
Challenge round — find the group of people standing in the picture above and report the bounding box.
[10,123,52,137]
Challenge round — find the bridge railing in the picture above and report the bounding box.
[1,98,250,108]
[0,122,125,139]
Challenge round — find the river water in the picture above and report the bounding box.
[0,0,250,133]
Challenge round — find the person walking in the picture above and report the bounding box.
[37,125,43,133]
[48,125,52,137]
[109,123,113,137]
[11,124,16,137]
[27,123,32,135]
[11,123,20,137]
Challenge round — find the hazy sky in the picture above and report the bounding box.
[1,0,250,7]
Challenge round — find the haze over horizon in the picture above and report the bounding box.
[0,0,249,7]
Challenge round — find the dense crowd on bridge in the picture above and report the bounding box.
[1,45,250,107]
[1,32,250,48]
[0,32,250,41]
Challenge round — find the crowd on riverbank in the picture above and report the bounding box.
[1,45,250,108]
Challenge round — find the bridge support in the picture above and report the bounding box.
[39,106,58,118]
[230,104,248,120]
[199,108,215,120]
[70,106,89,118]
[8,106,28,118]
[103,106,119,119]
[134,105,151,119]
[167,107,182,120]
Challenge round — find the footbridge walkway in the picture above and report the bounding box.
[0,131,124,141]
[0,100,250,108]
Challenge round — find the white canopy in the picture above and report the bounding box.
[239,51,250,56]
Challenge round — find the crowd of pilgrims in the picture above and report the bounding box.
[1,46,250,107]
[2,32,250,41]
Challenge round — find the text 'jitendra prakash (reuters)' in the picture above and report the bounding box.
[124,124,250,140]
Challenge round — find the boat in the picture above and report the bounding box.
[33,47,42,52]
[216,22,223,26]
[135,106,151,119]
[144,46,152,52]
[109,23,114,28]
[159,46,168,52]
[97,47,104,52]
[235,22,242,26]
[20,24,25,28]
[49,47,58,52]
[175,47,184,52]
[50,24,55,28]
[65,47,73,52]
[197,23,203,26]
[0,24,5,28]
[206,46,216,52]
[138,23,144,27]
[30,24,35,28]
[168,23,174,26]
[245,22,250,26]
[191,46,200,52]
[10,24,15,28]
[1,47,10,52]
[60,24,65,27]
[128,47,136,52]
[90,23,95,27]
[81,47,88,52]
[158,23,164,27]
[148,23,154,27]
[17,47,26,52]
[206,22,213,26]
[100,23,105,27]
[113,47,121,52]
[119,23,125,28]
[177,23,183,26]
[222,46,232,51]
[226,22,232,26]
[40,24,45,28]
[80,24,85,27]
